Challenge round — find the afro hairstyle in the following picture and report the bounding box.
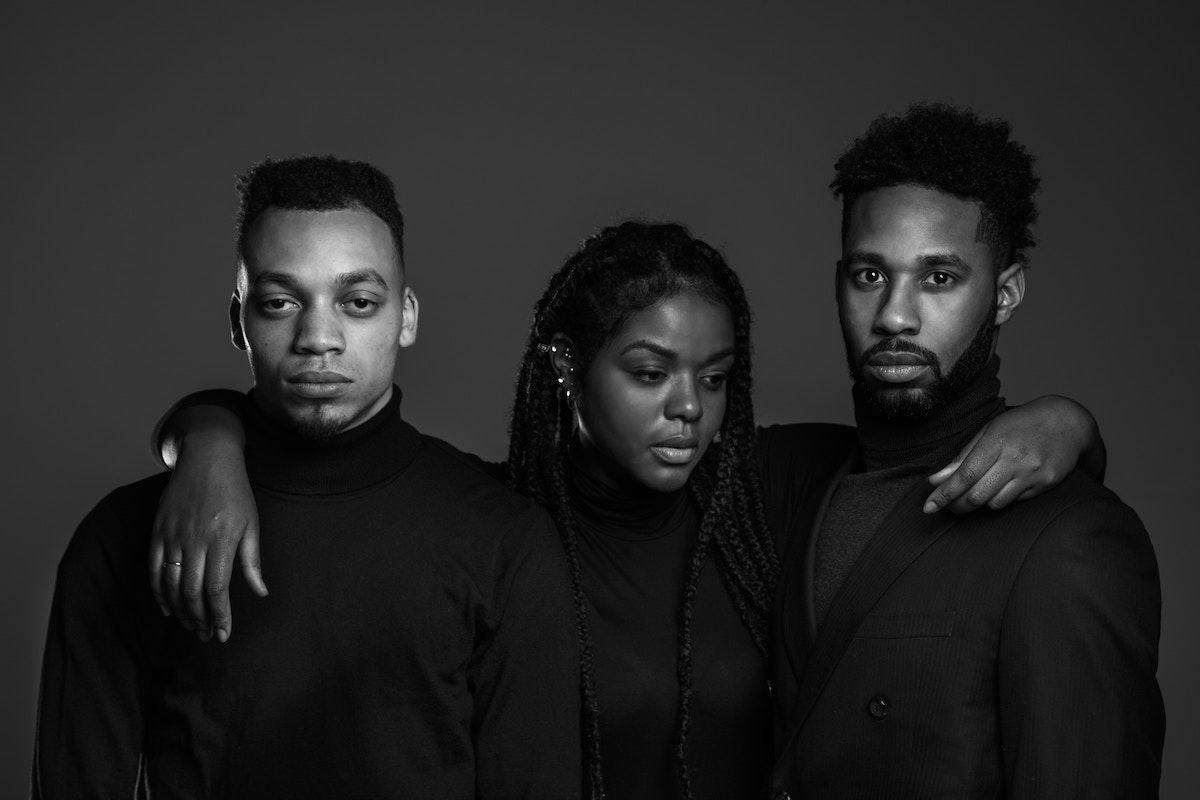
[831,102,1039,267]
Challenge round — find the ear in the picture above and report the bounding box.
[993,262,1025,327]
[398,286,419,348]
[229,293,248,351]
[547,333,577,382]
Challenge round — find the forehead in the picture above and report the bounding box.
[606,288,734,353]
[846,185,985,258]
[242,207,401,285]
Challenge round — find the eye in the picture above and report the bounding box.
[260,297,299,315]
[342,296,380,317]
[924,271,956,287]
[700,372,728,391]
[854,268,885,286]
[631,369,667,384]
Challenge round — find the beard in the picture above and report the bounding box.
[287,402,350,440]
[847,311,996,421]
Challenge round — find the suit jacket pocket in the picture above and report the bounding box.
[854,612,955,639]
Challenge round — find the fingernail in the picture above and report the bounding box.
[216,629,229,643]
[923,499,939,514]
[158,604,171,617]
[198,629,212,643]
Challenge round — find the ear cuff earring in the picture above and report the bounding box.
[542,341,577,408]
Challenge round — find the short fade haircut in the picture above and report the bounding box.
[831,102,1039,267]
[235,155,405,267]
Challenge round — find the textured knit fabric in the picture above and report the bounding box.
[568,449,771,800]
[34,389,581,800]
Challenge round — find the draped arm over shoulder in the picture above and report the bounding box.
[997,497,1164,798]
[151,388,247,469]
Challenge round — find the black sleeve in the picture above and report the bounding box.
[33,488,162,798]
[471,509,582,799]
[998,497,1163,797]
[149,388,247,468]
[757,423,857,554]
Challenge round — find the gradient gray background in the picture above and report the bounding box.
[5,2,1196,796]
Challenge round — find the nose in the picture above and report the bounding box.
[873,283,920,337]
[665,377,703,423]
[293,306,345,355]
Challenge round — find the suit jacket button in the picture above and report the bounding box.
[868,694,890,720]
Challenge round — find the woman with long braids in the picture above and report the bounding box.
[146,221,1102,798]
[505,222,777,797]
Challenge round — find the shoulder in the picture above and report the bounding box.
[759,421,857,455]
[58,473,168,584]
[1002,470,1147,542]
[758,422,857,493]
[410,433,557,535]
[1000,471,1158,604]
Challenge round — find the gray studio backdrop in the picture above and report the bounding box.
[5,2,1196,796]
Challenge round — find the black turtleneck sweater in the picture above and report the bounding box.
[568,450,772,800]
[813,358,1005,625]
[34,389,581,800]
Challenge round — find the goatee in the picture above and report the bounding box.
[849,312,996,421]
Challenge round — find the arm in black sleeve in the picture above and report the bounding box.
[471,509,582,799]
[757,423,857,555]
[34,487,161,798]
[151,388,247,469]
[998,497,1163,797]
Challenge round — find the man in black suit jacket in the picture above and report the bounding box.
[768,104,1164,798]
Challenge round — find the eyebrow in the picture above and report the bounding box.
[620,340,736,364]
[253,269,391,289]
[841,250,975,272]
[918,253,973,271]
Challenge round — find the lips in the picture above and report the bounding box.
[866,352,927,367]
[287,371,352,398]
[864,360,930,384]
[650,435,700,466]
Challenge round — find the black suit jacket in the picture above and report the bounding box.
[765,425,1164,799]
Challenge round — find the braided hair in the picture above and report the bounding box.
[506,221,776,799]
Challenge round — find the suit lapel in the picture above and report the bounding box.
[782,473,960,744]
[778,452,854,692]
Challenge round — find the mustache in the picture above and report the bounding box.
[858,339,942,374]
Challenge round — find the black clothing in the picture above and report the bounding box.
[813,359,1005,623]
[768,360,1164,798]
[568,450,772,800]
[35,390,581,800]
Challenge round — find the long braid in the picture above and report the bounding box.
[508,242,615,799]
[506,222,777,799]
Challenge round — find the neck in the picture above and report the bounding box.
[852,355,1005,471]
[566,442,690,539]
[243,386,420,495]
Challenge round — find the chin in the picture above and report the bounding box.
[863,385,937,421]
[286,405,354,440]
[636,464,696,494]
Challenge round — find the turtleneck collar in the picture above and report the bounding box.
[566,443,694,541]
[243,386,420,496]
[853,355,1006,471]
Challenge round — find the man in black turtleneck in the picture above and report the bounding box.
[767,105,1163,798]
[34,157,580,798]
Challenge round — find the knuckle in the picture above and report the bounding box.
[957,464,983,483]
[205,582,228,597]
[181,586,204,602]
[965,486,989,506]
